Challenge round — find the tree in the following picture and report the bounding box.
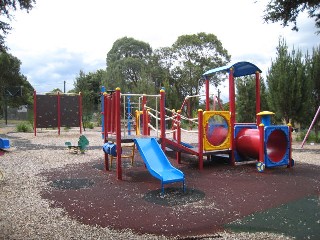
[236,76,269,123]
[263,0,320,33]
[73,69,105,119]
[146,52,170,92]
[0,52,34,117]
[0,0,36,52]
[306,45,320,136]
[157,32,231,112]
[105,37,153,93]
[267,38,312,124]
[152,47,180,109]
[50,88,63,93]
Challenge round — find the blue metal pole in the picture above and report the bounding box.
[127,95,131,135]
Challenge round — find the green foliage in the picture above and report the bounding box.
[73,69,105,118]
[83,121,94,129]
[95,112,101,127]
[50,88,63,93]
[296,129,320,143]
[63,126,71,131]
[27,107,34,127]
[307,46,320,104]
[0,0,36,52]
[267,38,312,124]
[156,32,231,110]
[82,112,100,129]
[105,37,153,93]
[161,78,181,110]
[236,76,269,122]
[16,122,32,132]
[305,46,320,136]
[263,0,320,33]
[180,119,197,130]
[0,52,34,115]
[223,102,230,111]
[103,33,230,113]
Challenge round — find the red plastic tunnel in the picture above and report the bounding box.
[235,128,288,163]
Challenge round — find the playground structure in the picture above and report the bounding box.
[33,91,83,136]
[101,87,185,193]
[0,138,10,150]
[201,62,293,171]
[101,61,294,191]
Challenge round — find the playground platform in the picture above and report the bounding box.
[163,138,231,157]
[105,134,145,143]
[105,135,231,157]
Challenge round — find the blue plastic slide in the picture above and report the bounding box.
[0,138,10,149]
[134,138,185,194]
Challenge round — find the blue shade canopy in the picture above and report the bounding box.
[203,61,262,78]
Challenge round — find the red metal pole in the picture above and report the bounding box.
[33,90,37,136]
[205,77,210,111]
[115,88,122,180]
[142,95,147,136]
[172,110,176,140]
[177,110,181,164]
[229,68,236,166]
[57,92,61,135]
[287,124,293,168]
[79,92,83,134]
[255,71,261,124]
[111,93,115,133]
[258,123,265,164]
[198,109,203,170]
[104,93,109,171]
[105,94,109,134]
[104,94,108,139]
[107,95,112,133]
[160,89,166,151]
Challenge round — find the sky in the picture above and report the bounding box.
[5,0,319,98]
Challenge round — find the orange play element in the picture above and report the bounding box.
[135,110,143,135]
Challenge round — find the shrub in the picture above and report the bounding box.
[64,126,71,131]
[84,121,95,129]
[296,130,320,143]
[16,122,32,132]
